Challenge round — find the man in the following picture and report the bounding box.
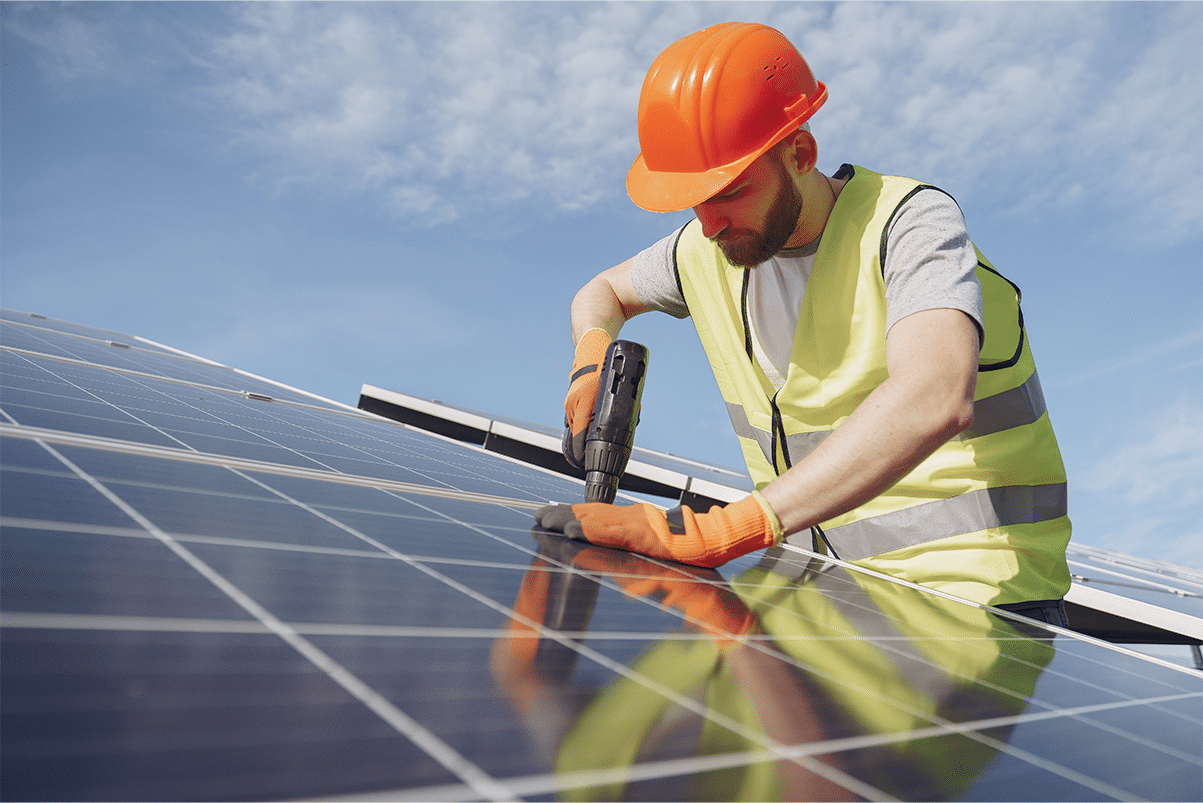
[536,22,1072,622]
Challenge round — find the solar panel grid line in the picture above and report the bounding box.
[710,575,1201,795]
[266,506,943,802]
[1,422,550,511]
[2,349,611,508]
[1,344,276,406]
[204,452,876,789]
[6,602,1195,803]
[5,311,1202,801]
[3,317,226,366]
[1,341,349,416]
[1,611,281,635]
[743,551,1200,709]
[319,684,1203,803]
[24,436,521,802]
[231,491,896,798]
[776,541,1203,678]
[40,355,413,474]
[492,553,1197,800]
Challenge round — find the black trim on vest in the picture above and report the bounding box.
[879,184,960,277]
[740,269,755,363]
[771,398,792,473]
[977,263,1026,371]
[877,183,1026,373]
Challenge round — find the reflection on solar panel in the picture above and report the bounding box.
[2,308,1201,802]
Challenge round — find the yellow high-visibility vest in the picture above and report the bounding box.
[674,166,1071,606]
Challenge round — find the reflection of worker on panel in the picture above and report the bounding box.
[491,538,1056,801]
[537,21,1072,630]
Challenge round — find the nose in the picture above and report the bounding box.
[693,201,728,240]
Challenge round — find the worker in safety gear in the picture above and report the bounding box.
[536,22,1072,623]
[491,537,1056,801]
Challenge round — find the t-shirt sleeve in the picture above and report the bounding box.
[629,225,691,319]
[883,189,984,343]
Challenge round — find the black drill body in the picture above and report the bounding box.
[574,340,648,503]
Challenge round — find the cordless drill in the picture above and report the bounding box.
[562,340,649,503]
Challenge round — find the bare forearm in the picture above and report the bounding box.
[760,376,969,534]
[760,309,979,535]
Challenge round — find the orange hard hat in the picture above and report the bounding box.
[626,22,827,213]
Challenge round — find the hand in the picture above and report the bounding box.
[562,328,611,469]
[534,493,783,568]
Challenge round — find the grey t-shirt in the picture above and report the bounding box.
[630,177,983,386]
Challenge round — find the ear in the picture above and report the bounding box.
[782,129,819,176]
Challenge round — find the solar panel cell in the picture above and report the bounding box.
[2,311,1200,802]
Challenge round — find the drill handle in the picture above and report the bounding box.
[583,340,648,503]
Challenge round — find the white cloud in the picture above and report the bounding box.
[11,2,1201,240]
[1056,328,1203,388]
[1072,394,1203,569]
[800,3,1201,242]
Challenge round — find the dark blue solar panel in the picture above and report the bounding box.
[2,310,1200,802]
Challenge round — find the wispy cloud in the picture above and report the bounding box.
[1055,328,1203,388]
[1074,394,1203,568]
[10,2,1202,240]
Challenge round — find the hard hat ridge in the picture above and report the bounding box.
[626,22,827,213]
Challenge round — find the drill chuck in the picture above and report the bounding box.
[582,340,648,503]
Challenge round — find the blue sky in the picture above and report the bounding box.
[3,2,1200,570]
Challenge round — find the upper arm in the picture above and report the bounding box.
[883,190,983,344]
[885,308,979,431]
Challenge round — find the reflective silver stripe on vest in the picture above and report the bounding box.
[726,401,830,468]
[800,483,1068,561]
[728,370,1047,472]
[962,370,1047,440]
[725,401,774,462]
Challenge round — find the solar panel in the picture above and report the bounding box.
[2,308,1200,802]
[359,382,1203,663]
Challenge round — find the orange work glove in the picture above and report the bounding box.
[562,328,611,469]
[534,492,784,569]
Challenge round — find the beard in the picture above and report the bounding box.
[716,170,804,268]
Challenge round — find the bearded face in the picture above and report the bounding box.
[714,161,804,268]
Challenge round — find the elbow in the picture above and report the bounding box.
[950,399,975,438]
[937,387,976,442]
[920,386,975,445]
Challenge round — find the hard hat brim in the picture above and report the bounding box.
[626,151,759,214]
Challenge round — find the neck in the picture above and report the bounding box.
[785,171,841,249]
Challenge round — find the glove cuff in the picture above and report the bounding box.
[571,328,611,376]
[749,490,785,543]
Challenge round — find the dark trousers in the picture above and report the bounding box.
[996,598,1069,628]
